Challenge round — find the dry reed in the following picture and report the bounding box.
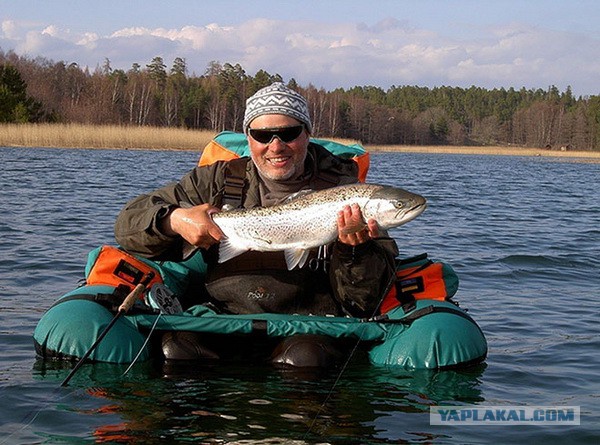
[0,123,216,151]
[366,144,600,159]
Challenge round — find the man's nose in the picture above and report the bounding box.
[267,136,287,150]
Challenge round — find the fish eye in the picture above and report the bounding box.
[393,201,404,209]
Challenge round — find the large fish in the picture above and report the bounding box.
[211,183,427,270]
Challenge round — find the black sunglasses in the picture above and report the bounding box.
[248,125,305,144]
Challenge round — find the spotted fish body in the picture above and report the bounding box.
[212,183,427,270]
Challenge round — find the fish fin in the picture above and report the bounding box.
[284,249,311,270]
[283,189,314,203]
[218,238,248,263]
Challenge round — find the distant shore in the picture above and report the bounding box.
[367,144,600,159]
[1,123,599,159]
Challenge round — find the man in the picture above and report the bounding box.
[115,82,398,367]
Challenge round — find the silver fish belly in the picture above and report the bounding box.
[212,183,427,270]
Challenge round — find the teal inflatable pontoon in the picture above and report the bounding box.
[34,283,487,368]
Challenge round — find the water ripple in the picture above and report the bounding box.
[1,148,599,444]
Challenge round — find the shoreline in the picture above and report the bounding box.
[1,123,598,160]
[366,144,600,159]
[5,142,600,161]
[5,143,600,162]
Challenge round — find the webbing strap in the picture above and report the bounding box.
[48,290,157,315]
[222,158,249,209]
[368,305,484,336]
[49,293,121,312]
[391,256,435,309]
[392,305,471,324]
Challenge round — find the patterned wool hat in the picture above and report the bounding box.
[243,82,312,134]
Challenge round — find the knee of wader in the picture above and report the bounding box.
[161,331,220,361]
[270,335,345,368]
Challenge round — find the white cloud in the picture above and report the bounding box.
[41,25,60,38]
[2,20,19,39]
[1,18,598,96]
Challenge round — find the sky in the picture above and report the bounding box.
[2,0,599,96]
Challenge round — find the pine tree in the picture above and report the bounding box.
[0,63,42,122]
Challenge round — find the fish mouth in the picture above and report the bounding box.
[397,200,427,221]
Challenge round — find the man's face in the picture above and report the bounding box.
[247,114,309,181]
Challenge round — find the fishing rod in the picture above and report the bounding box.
[60,271,155,387]
[3,272,159,443]
[303,252,398,439]
[122,282,184,376]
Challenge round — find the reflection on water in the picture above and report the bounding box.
[33,358,485,444]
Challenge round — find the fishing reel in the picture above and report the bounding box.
[144,283,183,315]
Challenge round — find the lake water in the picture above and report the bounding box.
[1,146,598,444]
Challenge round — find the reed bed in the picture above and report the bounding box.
[366,144,600,159]
[0,123,216,151]
[1,123,598,159]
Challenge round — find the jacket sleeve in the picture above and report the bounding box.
[329,237,398,318]
[114,164,221,260]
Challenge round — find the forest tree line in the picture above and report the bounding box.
[1,49,599,150]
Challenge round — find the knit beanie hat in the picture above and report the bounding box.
[243,82,312,134]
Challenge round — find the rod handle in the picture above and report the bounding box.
[118,271,155,313]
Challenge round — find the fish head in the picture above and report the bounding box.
[363,185,427,229]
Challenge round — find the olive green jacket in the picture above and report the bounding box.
[114,143,398,316]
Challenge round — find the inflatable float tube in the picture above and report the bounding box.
[34,134,487,369]
[34,284,487,369]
